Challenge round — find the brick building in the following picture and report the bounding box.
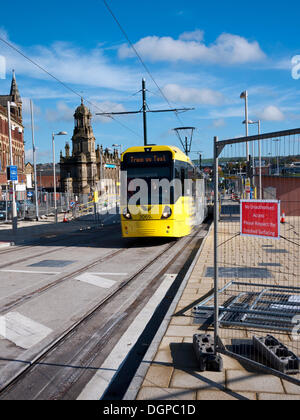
[257,175,300,216]
[36,164,60,192]
[0,71,25,198]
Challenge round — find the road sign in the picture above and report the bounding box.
[241,200,281,240]
[7,166,18,181]
[27,191,34,198]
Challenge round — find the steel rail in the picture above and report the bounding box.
[0,235,182,395]
[0,236,144,315]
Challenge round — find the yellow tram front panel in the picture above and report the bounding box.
[121,145,199,238]
[121,196,195,238]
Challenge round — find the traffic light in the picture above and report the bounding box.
[246,156,253,178]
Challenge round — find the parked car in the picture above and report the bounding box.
[0,201,8,221]
[0,200,27,220]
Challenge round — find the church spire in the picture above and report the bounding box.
[10,70,22,103]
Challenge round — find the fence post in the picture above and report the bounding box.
[214,136,219,353]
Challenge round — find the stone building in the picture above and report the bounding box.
[25,162,34,188]
[60,100,120,195]
[0,71,25,197]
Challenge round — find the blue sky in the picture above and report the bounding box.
[0,0,299,163]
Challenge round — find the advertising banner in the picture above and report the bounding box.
[241,200,281,240]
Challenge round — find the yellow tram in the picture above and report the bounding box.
[120,145,207,238]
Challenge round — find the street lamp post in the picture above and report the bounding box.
[240,91,249,161]
[7,101,18,231]
[244,120,262,199]
[52,131,67,223]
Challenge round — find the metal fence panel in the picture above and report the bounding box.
[194,129,300,386]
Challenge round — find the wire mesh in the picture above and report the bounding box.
[195,129,300,385]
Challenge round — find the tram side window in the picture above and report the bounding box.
[175,161,190,197]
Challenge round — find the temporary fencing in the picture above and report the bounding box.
[193,128,300,386]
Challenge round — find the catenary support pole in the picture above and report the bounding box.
[142,79,148,146]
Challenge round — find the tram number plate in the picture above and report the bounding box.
[140,215,153,220]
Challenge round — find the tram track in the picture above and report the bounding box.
[0,235,179,396]
[0,222,210,399]
[0,234,155,315]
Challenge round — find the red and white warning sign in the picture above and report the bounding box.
[241,200,281,239]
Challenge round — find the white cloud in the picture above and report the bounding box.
[179,30,204,42]
[45,100,127,124]
[45,102,74,122]
[0,31,139,91]
[162,84,225,105]
[21,97,41,116]
[25,148,51,163]
[119,32,266,65]
[258,105,285,121]
[92,101,127,123]
[25,149,33,162]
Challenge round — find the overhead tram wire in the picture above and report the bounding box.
[97,79,194,146]
[0,35,143,141]
[101,0,188,128]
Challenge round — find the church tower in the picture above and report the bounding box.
[60,100,98,195]
[60,99,120,196]
[10,70,22,120]
[72,98,96,158]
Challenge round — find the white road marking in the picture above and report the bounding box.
[75,273,117,289]
[77,273,177,400]
[0,312,52,350]
[0,269,61,275]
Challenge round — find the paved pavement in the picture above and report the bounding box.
[135,216,300,401]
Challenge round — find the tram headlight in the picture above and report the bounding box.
[123,208,132,220]
[161,206,172,219]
